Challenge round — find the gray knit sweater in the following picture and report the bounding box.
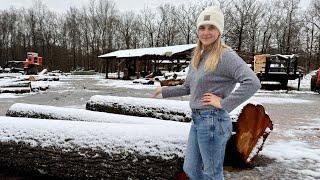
[162,48,261,113]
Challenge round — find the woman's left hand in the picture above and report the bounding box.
[201,92,222,108]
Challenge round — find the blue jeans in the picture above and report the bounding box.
[183,108,232,180]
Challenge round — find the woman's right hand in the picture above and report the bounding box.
[151,87,162,98]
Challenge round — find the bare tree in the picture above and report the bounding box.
[157,4,179,46]
[118,11,139,49]
[139,7,157,47]
[174,3,199,44]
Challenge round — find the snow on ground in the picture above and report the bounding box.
[0,73,22,78]
[96,78,161,90]
[60,74,103,81]
[262,141,320,179]
[31,80,67,88]
[260,117,320,179]
[261,140,320,179]
[0,94,26,99]
[257,89,319,95]
[249,96,312,104]
[0,116,189,159]
[262,141,320,162]
[288,70,317,90]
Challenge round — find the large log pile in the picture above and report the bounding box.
[0,74,58,94]
[2,97,273,178]
[86,95,273,166]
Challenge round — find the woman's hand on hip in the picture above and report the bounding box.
[151,87,162,98]
[201,92,222,108]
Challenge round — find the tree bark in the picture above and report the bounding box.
[0,142,184,180]
[86,95,192,122]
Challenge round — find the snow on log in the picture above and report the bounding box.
[38,69,48,75]
[0,81,31,88]
[86,95,273,165]
[86,95,192,122]
[6,103,185,125]
[0,117,188,179]
[133,79,155,85]
[6,98,273,167]
[0,87,31,94]
[17,75,59,81]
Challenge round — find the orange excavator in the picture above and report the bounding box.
[311,68,320,93]
[24,52,43,75]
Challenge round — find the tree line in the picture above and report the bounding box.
[0,0,319,73]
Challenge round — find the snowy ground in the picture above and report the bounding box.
[0,73,319,179]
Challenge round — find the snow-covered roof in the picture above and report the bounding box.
[275,54,297,59]
[98,44,196,59]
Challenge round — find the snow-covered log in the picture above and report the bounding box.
[86,95,273,165]
[226,103,273,165]
[38,69,48,75]
[86,95,192,122]
[160,79,185,86]
[0,81,31,88]
[0,117,188,179]
[0,87,31,94]
[6,99,273,166]
[17,75,59,81]
[133,78,155,85]
[6,103,185,125]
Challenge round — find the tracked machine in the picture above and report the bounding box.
[24,52,43,75]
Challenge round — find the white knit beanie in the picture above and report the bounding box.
[196,1,224,35]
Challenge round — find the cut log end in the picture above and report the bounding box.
[235,104,273,164]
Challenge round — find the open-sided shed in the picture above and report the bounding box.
[98,44,196,79]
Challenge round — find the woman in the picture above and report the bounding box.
[152,3,261,180]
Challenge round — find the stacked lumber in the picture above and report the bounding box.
[253,54,269,74]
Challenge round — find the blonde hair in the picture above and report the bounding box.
[191,37,229,71]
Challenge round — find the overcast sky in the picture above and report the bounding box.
[0,0,312,13]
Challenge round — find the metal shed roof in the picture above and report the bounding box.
[98,44,196,59]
